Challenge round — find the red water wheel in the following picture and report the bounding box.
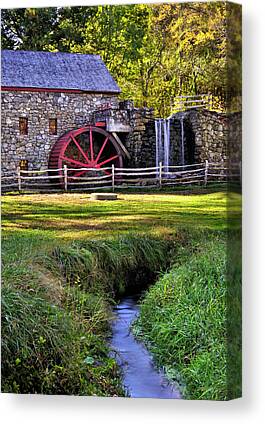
[48,126,123,185]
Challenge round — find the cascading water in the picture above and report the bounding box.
[155,118,171,177]
[180,115,185,166]
[155,112,187,174]
[163,119,171,174]
[110,295,182,398]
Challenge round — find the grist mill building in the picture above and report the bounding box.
[1,49,241,181]
[1,49,130,176]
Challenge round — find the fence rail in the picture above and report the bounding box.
[170,94,212,114]
[170,94,242,114]
[1,161,241,194]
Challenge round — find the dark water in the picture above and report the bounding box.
[110,295,181,399]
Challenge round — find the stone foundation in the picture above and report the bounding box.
[123,108,155,167]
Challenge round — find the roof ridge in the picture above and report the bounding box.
[1,49,101,59]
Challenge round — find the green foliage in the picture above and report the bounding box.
[134,235,241,400]
[1,8,59,50]
[1,192,241,397]
[1,3,241,116]
[1,286,123,395]
[51,234,172,296]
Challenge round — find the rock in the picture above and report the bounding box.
[90,193,118,201]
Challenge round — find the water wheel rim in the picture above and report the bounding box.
[56,126,123,178]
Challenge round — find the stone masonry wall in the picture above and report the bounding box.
[1,89,242,176]
[124,109,242,167]
[1,90,119,173]
[124,108,155,167]
[188,109,242,165]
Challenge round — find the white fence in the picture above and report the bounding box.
[170,94,242,114]
[1,161,241,194]
[170,94,212,114]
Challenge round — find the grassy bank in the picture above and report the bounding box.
[2,286,123,395]
[134,233,241,400]
[1,232,125,395]
[1,191,241,397]
[1,231,175,394]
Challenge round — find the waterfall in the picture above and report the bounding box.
[159,120,163,168]
[155,112,187,173]
[180,115,185,166]
[163,119,171,174]
[155,118,171,176]
[155,120,159,170]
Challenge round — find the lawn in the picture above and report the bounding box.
[1,190,242,398]
[2,191,241,243]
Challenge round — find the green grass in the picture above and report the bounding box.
[133,233,242,400]
[1,191,241,397]
[2,191,241,243]
[1,231,175,395]
[2,286,123,395]
[51,234,172,297]
[1,211,128,395]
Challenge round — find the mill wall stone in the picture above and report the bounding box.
[1,90,241,176]
[123,109,241,168]
[1,90,119,173]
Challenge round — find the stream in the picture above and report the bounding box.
[110,295,181,399]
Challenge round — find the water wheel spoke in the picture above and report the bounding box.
[71,169,89,178]
[96,154,119,167]
[70,135,90,163]
[89,129,94,162]
[95,136,109,164]
[50,126,124,185]
[61,155,92,168]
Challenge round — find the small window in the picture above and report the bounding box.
[49,118,57,135]
[19,117,28,135]
[19,159,28,171]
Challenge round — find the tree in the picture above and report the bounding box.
[1,8,59,50]
[1,3,241,116]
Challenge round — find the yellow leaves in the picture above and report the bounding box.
[26,8,36,17]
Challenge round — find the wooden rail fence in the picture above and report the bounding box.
[170,94,242,114]
[170,94,212,114]
[1,161,241,194]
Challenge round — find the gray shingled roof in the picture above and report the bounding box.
[1,50,121,93]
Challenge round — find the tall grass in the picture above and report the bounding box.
[2,230,241,399]
[2,190,241,398]
[51,234,172,296]
[227,232,242,399]
[134,235,241,400]
[1,234,178,395]
[1,286,123,395]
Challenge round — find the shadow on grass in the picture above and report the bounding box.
[2,191,241,243]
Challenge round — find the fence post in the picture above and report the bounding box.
[63,164,68,192]
[221,158,225,179]
[159,161,163,188]
[204,160,209,186]
[17,166,21,192]
[112,164,115,192]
